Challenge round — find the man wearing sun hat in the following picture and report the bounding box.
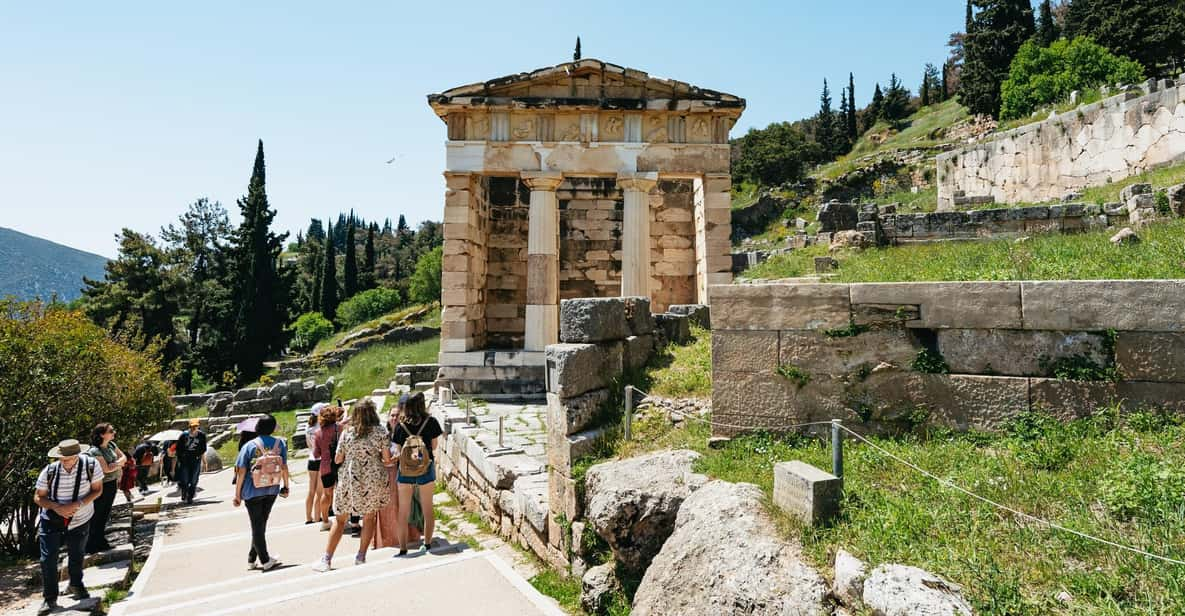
[175,418,208,504]
[33,439,103,615]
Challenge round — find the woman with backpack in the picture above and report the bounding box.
[393,392,443,556]
[311,398,392,572]
[373,395,422,549]
[313,405,343,531]
[232,413,289,572]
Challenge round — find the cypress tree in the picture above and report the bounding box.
[960,0,1035,118]
[869,83,884,121]
[320,221,338,321]
[343,217,358,298]
[574,37,582,61]
[846,72,857,139]
[1035,0,1058,46]
[363,223,376,290]
[1064,0,1185,78]
[881,73,910,124]
[921,70,931,106]
[311,241,322,313]
[815,79,839,158]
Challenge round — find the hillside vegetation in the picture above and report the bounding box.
[745,218,1185,282]
[0,227,108,301]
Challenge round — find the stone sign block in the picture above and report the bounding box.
[773,460,841,525]
[1021,280,1185,331]
[850,282,1021,329]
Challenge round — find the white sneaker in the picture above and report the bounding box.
[319,522,331,531]
[354,553,366,566]
[247,561,259,571]
[260,559,281,572]
[311,556,331,573]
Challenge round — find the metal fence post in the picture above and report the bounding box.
[831,419,843,479]
[624,385,634,441]
[498,415,505,448]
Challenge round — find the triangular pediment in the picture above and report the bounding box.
[428,58,744,110]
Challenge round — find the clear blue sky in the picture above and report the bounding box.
[0,1,965,258]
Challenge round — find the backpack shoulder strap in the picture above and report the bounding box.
[71,458,84,502]
[414,417,428,436]
[47,462,60,502]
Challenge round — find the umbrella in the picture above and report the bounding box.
[150,429,183,442]
[236,417,260,433]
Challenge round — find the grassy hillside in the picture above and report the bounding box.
[745,218,1185,282]
[0,226,108,301]
[817,99,971,182]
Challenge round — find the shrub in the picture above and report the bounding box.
[335,288,403,329]
[1000,37,1145,120]
[290,312,334,352]
[731,122,824,187]
[776,363,811,388]
[1099,453,1185,521]
[408,246,443,305]
[911,348,950,374]
[0,301,174,556]
[1155,190,1171,216]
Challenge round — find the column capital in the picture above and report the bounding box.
[617,172,659,193]
[521,171,564,191]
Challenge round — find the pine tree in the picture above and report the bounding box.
[869,83,884,122]
[960,0,1035,117]
[882,74,911,124]
[846,73,858,140]
[320,221,338,322]
[921,70,931,106]
[306,219,325,242]
[397,215,409,235]
[231,140,288,383]
[343,217,358,298]
[1065,0,1185,78]
[362,223,376,290]
[923,63,942,104]
[1035,0,1059,46]
[815,79,840,158]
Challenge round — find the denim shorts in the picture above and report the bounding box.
[397,461,436,485]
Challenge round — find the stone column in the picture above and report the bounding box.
[617,173,659,299]
[522,172,564,351]
[694,173,733,303]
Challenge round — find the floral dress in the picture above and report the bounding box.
[333,425,391,516]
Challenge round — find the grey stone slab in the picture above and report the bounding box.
[710,283,852,331]
[1116,332,1185,382]
[545,343,622,399]
[851,282,1022,329]
[1021,280,1185,331]
[560,297,629,343]
[938,329,1109,377]
[773,461,841,526]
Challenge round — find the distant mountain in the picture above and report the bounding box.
[0,227,109,302]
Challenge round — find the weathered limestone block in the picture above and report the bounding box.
[513,474,550,535]
[585,449,708,573]
[711,283,852,331]
[862,564,973,616]
[711,330,779,374]
[850,282,1021,329]
[547,424,611,473]
[207,392,233,416]
[711,371,850,437]
[780,329,922,379]
[623,334,655,372]
[545,342,622,398]
[559,297,629,343]
[852,303,920,326]
[546,389,610,436]
[632,481,829,616]
[581,562,620,615]
[667,304,710,329]
[818,201,858,233]
[1117,332,1185,382]
[1117,381,1185,413]
[937,329,1109,377]
[1021,280,1185,331]
[834,549,869,608]
[548,469,581,520]
[623,296,655,336]
[1120,182,1153,201]
[773,461,841,525]
[1029,378,1118,419]
[654,313,691,344]
[852,371,1030,432]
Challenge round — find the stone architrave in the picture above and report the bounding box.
[618,173,659,299]
[522,172,564,351]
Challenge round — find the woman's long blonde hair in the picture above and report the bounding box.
[350,398,380,438]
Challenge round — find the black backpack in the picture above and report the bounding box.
[41,457,94,532]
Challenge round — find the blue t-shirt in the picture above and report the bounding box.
[235,436,288,500]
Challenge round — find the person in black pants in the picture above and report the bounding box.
[33,440,104,616]
[131,437,159,495]
[85,423,126,554]
[233,414,289,571]
[175,419,207,504]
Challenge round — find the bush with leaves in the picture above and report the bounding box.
[335,287,403,329]
[730,122,823,187]
[408,246,443,305]
[0,301,174,556]
[290,312,335,352]
[1000,37,1145,120]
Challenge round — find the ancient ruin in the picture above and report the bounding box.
[427,59,744,394]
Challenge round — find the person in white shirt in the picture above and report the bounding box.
[33,439,103,615]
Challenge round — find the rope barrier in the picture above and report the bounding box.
[836,424,1185,567]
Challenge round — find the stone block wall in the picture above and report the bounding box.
[559,177,624,300]
[484,176,530,348]
[937,77,1185,209]
[650,180,697,311]
[710,281,1185,436]
[442,172,490,352]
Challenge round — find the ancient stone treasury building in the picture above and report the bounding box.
[429,59,743,394]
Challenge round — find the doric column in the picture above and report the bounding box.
[617,173,659,299]
[522,172,564,351]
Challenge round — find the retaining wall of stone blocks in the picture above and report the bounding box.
[937,77,1185,209]
[710,281,1185,437]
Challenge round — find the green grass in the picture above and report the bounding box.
[312,302,439,354]
[995,87,1106,133]
[817,100,970,181]
[530,569,584,613]
[869,184,938,213]
[745,219,1185,282]
[731,180,762,210]
[1076,161,1185,207]
[599,404,1185,614]
[642,326,711,399]
[317,337,440,401]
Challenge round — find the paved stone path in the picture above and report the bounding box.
[109,456,561,616]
